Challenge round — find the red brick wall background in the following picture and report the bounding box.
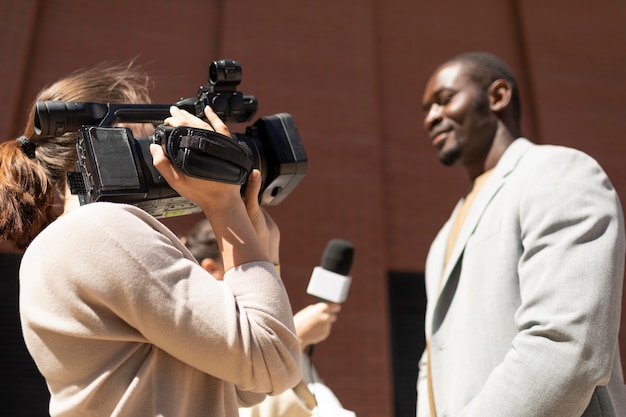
[1,1,625,416]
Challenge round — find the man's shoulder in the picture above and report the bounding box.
[523,139,596,162]
[503,139,618,203]
[511,138,602,173]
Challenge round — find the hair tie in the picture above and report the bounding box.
[16,136,36,159]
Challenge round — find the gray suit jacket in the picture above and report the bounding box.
[417,138,626,416]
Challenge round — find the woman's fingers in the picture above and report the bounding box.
[163,106,232,139]
[243,170,262,216]
[149,143,181,183]
[164,106,210,129]
[203,106,231,137]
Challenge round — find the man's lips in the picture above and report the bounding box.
[431,130,450,149]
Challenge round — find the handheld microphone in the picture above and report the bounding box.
[295,239,355,405]
[306,239,354,303]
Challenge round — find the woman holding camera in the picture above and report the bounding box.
[0,62,301,417]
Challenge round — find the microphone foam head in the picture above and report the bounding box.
[321,239,354,275]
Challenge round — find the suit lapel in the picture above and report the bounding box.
[440,174,503,283]
[431,138,534,332]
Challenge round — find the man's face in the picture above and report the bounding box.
[421,61,497,169]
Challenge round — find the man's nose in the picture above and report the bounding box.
[424,103,442,131]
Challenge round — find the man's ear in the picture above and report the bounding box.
[488,79,512,112]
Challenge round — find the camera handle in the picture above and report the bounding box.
[163,126,254,185]
[178,132,252,172]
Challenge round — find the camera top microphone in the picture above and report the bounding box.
[306,239,354,303]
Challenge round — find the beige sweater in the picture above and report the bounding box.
[238,355,319,417]
[19,202,301,417]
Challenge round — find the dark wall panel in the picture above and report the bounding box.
[0,253,49,415]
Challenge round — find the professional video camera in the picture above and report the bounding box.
[33,59,308,218]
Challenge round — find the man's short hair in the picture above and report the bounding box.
[447,51,521,123]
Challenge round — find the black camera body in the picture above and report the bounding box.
[34,60,308,218]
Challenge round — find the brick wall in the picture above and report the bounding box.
[1,1,625,416]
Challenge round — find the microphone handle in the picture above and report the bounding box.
[306,295,327,358]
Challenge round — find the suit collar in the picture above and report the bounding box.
[492,137,533,179]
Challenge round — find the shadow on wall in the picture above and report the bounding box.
[0,253,50,415]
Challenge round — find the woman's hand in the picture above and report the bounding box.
[163,105,229,135]
[150,106,240,210]
[150,105,279,270]
[242,169,280,266]
[293,302,342,350]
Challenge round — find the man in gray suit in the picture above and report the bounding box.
[417,52,626,416]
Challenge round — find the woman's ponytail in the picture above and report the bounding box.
[0,138,56,250]
[0,60,153,250]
